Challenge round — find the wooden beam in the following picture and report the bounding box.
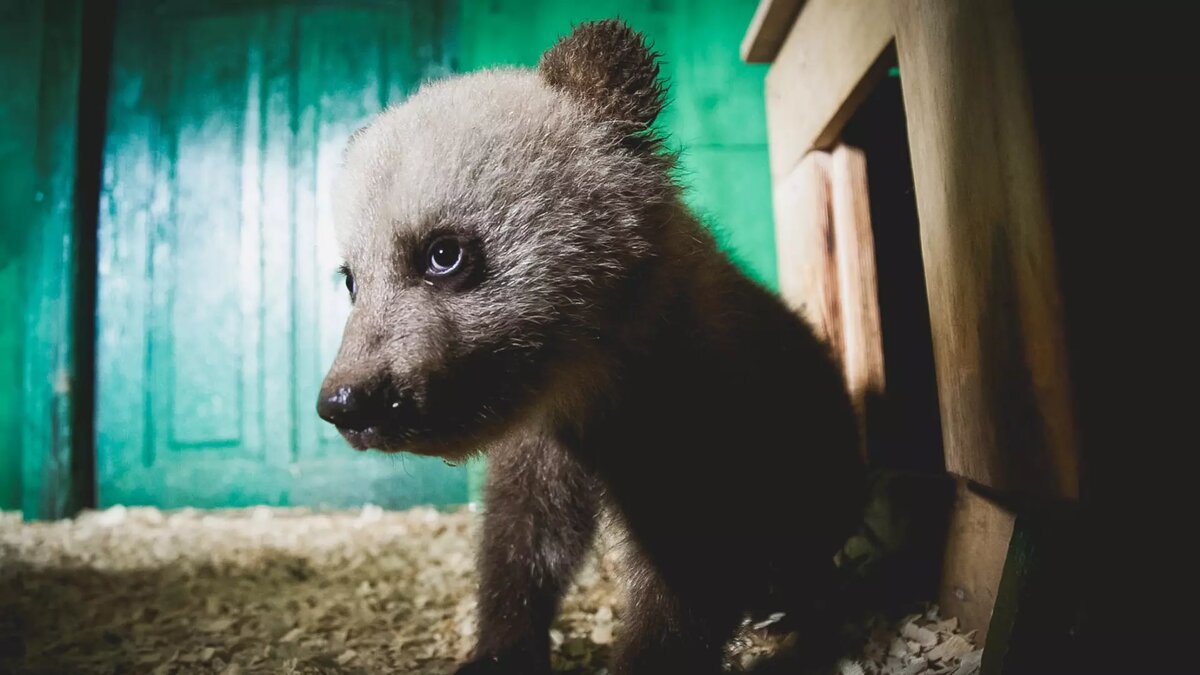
[740,0,804,64]
[829,145,885,424]
[773,152,841,355]
[764,0,893,180]
[893,0,1079,499]
[940,480,1015,641]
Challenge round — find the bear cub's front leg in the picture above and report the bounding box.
[456,432,600,674]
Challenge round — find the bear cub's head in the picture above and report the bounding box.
[317,20,683,458]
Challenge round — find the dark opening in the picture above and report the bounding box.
[833,49,953,610]
[841,51,945,476]
[71,0,116,512]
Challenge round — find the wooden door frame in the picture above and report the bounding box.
[745,0,1080,651]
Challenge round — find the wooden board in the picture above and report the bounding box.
[773,146,885,461]
[829,145,885,425]
[940,480,1015,641]
[893,0,1079,499]
[740,0,803,64]
[764,0,893,180]
[773,152,841,354]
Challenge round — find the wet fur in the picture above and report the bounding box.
[321,20,865,674]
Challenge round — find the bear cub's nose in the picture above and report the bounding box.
[317,383,393,431]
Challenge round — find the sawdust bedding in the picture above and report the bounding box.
[0,506,981,675]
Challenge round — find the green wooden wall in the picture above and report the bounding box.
[0,1,42,509]
[0,0,90,518]
[94,0,466,511]
[1,0,773,514]
[0,1,44,512]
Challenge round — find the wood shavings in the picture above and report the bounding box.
[0,506,982,674]
[926,634,974,663]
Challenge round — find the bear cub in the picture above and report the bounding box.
[317,20,865,675]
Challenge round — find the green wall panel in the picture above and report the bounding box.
[0,0,46,512]
[0,0,90,519]
[95,0,466,510]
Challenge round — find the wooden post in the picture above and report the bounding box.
[940,482,1014,641]
[892,0,1079,500]
[892,0,1081,638]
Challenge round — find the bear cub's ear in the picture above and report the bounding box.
[538,19,666,139]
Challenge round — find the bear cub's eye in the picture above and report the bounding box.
[426,237,464,276]
[339,264,356,302]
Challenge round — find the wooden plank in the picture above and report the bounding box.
[893,0,1079,499]
[740,0,804,64]
[829,145,885,426]
[764,0,892,180]
[940,480,1015,641]
[772,151,841,355]
[773,146,883,462]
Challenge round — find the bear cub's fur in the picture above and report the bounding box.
[317,20,865,674]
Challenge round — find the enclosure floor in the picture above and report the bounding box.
[1,507,980,675]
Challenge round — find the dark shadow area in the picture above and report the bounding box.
[1006,2,1195,672]
[70,0,117,515]
[840,53,945,478]
[829,51,954,620]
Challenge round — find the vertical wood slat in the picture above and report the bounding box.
[829,145,885,426]
[774,152,841,354]
[893,0,1079,499]
[774,146,884,460]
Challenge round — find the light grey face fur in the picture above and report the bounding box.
[320,37,681,458]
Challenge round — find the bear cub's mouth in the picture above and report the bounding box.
[336,424,421,454]
[337,426,380,452]
[335,420,474,460]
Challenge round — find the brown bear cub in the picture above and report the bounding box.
[317,20,864,675]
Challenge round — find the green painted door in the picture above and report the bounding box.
[95,0,466,509]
